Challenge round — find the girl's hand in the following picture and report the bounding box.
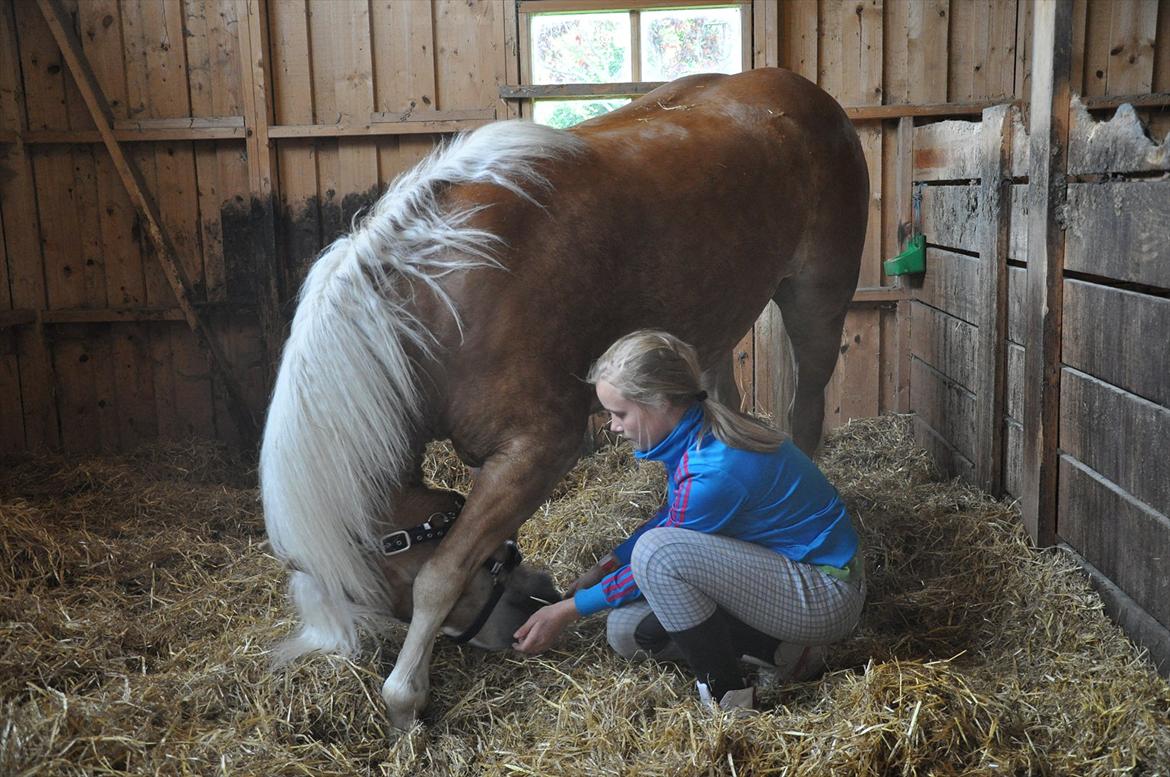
[513,599,580,654]
[563,553,617,597]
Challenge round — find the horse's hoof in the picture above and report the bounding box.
[382,673,428,731]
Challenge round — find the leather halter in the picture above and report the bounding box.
[378,503,523,644]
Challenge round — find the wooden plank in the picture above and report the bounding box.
[1014,0,1033,99]
[35,0,257,441]
[1006,265,1026,344]
[1059,454,1170,631]
[985,0,1019,100]
[1007,183,1028,262]
[325,0,378,207]
[1068,96,1170,175]
[1060,367,1170,518]
[910,356,977,461]
[504,0,522,119]
[237,0,282,403]
[372,0,439,186]
[1005,342,1025,420]
[825,308,881,433]
[732,328,754,413]
[753,302,793,433]
[1010,104,1030,177]
[1065,546,1170,676]
[1081,0,1112,98]
[270,0,321,293]
[1103,0,1159,96]
[1,1,58,449]
[1021,0,1073,548]
[916,247,981,325]
[779,0,817,79]
[1063,279,1170,409]
[1064,181,1170,289]
[949,0,988,101]
[1003,417,1023,497]
[913,119,982,180]
[919,184,980,253]
[892,117,914,412]
[973,104,1012,494]
[908,0,951,104]
[818,0,844,101]
[912,413,976,482]
[910,300,978,393]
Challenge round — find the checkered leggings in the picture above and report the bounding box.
[607,527,865,657]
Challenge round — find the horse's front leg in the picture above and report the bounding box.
[381,436,578,729]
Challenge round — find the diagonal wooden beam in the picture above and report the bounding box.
[35,0,258,442]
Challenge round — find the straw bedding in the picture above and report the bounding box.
[2,416,1167,775]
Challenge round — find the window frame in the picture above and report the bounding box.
[515,0,753,121]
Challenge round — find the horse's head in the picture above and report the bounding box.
[377,485,560,651]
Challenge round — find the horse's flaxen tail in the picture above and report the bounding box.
[260,233,429,662]
[259,121,588,663]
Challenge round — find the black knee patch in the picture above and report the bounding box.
[633,611,672,653]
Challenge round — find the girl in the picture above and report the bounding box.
[513,330,865,710]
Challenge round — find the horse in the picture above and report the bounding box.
[260,67,868,729]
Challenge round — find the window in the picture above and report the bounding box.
[519,2,750,129]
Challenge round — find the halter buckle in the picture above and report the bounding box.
[380,530,411,555]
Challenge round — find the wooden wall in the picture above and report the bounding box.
[2,0,1168,456]
[900,1,1170,670]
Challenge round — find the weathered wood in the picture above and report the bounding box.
[1061,367,1170,516]
[35,0,257,441]
[1003,417,1023,497]
[911,301,978,393]
[917,247,981,325]
[1007,183,1028,262]
[826,308,881,431]
[914,119,983,180]
[911,356,977,461]
[1010,102,1030,177]
[753,302,793,433]
[912,413,977,483]
[1005,342,1025,420]
[974,104,1012,494]
[1064,545,1170,675]
[1069,96,1170,175]
[1021,0,1073,548]
[1059,455,1170,631]
[1006,265,1026,344]
[920,184,980,253]
[893,117,914,412]
[1064,181,1170,289]
[1063,279,1170,409]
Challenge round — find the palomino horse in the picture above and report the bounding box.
[261,68,868,728]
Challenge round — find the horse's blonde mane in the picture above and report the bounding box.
[260,121,587,660]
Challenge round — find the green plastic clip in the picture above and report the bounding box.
[883,233,926,276]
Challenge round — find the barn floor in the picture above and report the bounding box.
[2,416,1168,776]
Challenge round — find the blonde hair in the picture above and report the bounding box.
[587,330,787,453]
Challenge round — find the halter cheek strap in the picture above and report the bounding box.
[378,504,524,644]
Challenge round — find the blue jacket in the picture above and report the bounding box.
[574,405,858,616]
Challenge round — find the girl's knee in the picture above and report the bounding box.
[630,526,689,578]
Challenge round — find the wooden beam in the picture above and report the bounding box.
[973,105,1013,496]
[35,0,258,441]
[238,0,282,396]
[893,117,914,414]
[499,82,663,99]
[1021,0,1074,548]
[267,118,494,138]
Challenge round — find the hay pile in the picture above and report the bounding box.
[1,416,1167,775]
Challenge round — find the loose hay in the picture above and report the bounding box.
[1,416,1167,776]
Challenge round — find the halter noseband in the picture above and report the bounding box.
[379,504,523,644]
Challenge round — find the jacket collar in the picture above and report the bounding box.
[635,404,703,470]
